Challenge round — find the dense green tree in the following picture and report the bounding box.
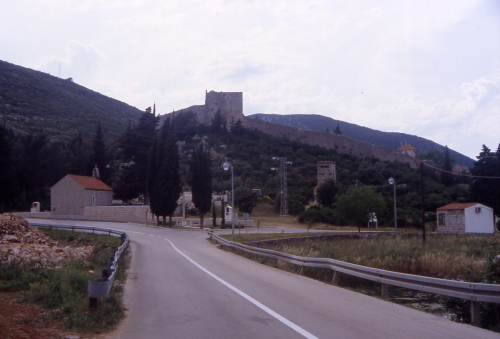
[150,116,182,226]
[334,186,386,232]
[470,144,500,216]
[147,131,159,222]
[0,125,15,212]
[236,194,259,214]
[316,179,339,207]
[117,106,158,203]
[230,119,244,135]
[189,144,213,229]
[211,109,227,135]
[67,132,89,175]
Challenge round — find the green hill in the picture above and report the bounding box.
[249,113,474,167]
[0,60,142,142]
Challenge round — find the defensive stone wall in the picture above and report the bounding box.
[158,91,417,167]
[242,116,418,167]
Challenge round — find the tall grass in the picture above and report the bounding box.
[261,234,500,281]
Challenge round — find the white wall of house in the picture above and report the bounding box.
[51,176,86,215]
[464,205,495,233]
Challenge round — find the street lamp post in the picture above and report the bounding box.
[388,177,397,231]
[222,162,235,240]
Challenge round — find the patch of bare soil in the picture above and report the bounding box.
[0,292,122,339]
[0,292,78,339]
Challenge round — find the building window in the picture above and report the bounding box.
[438,213,445,226]
[92,195,96,206]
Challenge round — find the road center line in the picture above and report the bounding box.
[164,238,319,339]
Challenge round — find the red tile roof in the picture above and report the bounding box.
[68,175,113,191]
[397,144,416,151]
[437,203,483,210]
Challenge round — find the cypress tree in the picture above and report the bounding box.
[147,131,159,224]
[334,123,342,135]
[88,121,109,183]
[212,201,217,227]
[189,143,213,229]
[150,115,182,227]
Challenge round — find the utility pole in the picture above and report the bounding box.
[272,157,292,216]
[420,161,426,245]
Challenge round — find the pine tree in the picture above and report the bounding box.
[189,143,213,229]
[470,144,500,216]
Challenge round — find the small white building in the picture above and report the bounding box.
[51,174,113,217]
[436,203,495,234]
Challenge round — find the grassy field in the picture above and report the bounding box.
[0,229,128,334]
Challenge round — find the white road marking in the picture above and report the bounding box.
[164,238,319,339]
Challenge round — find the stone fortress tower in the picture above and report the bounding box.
[317,161,336,186]
[158,91,243,128]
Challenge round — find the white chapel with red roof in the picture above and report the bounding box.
[50,171,113,218]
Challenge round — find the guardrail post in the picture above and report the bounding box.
[332,271,341,285]
[273,258,278,267]
[381,283,389,300]
[300,267,305,276]
[471,301,481,327]
[89,297,98,308]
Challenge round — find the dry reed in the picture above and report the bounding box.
[264,234,500,281]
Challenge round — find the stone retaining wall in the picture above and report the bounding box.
[84,206,152,223]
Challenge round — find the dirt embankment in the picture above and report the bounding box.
[0,214,93,267]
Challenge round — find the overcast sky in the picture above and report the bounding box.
[1,0,499,159]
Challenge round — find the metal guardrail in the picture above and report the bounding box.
[209,231,500,327]
[32,223,129,307]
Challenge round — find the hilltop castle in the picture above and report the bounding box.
[159,91,419,168]
[158,91,243,128]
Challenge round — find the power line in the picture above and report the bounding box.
[422,161,500,179]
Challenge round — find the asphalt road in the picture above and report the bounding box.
[28,219,499,339]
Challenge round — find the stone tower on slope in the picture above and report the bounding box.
[158,91,243,128]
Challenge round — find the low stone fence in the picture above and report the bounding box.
[8,207,254,227]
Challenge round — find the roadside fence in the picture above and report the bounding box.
[208,231,500,327]
[31,223,129,308]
